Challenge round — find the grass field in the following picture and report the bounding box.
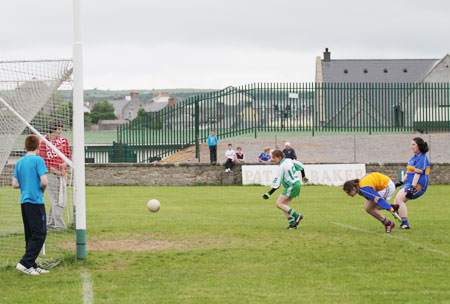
[1,185,449,304]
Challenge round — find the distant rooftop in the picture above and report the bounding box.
[319,48,439,83]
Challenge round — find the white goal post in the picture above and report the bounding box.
[73,0,86,260]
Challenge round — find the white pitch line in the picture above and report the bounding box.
[81,272,94,304]
[331,222,448,257]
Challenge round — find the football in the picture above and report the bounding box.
[147,199,161,212]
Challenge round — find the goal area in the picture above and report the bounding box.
[0,59,75,267]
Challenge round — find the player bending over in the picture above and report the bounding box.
[343,172,401,233]
[262,150,308,230]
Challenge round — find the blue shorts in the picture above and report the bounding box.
[401,183,427,200]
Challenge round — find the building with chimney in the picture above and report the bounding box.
[144,92,176,113]
[316,48,450,83]
[314,48,450,129]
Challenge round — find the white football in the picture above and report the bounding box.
[147,199,160,213]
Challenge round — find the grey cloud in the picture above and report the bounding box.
[1,0,450,88]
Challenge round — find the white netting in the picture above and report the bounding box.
[0,60,74,266]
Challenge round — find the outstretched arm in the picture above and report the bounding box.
[263,187,278,199]
[359,186,393,211]
[263,166,283,199]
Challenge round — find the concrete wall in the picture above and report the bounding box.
[84,163,450,186]
[2,163,449,187]
[85,163,242,186]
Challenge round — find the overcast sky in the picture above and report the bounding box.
[1,0,449,90]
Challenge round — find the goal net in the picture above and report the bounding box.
[0,59,74,267]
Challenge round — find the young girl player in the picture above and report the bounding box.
[262,150,308,230]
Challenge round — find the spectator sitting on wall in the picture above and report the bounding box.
[258,148,271,163]
[236,147,245,163]
[283,142,297,160]
[224,144,236,172]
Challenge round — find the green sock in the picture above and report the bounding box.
[288,217,295,227]
[288,208,299,218]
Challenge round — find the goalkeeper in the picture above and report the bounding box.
[262,150,308,230]
[39,119,71,230]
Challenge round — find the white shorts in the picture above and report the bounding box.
[377,179,395,201]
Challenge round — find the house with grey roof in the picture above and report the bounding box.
[144,92,176,113]
[122,92,146,120]
[104,96,133,120]
[315,48,450,130]
[102,91,176,121]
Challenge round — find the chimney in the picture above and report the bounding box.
[130,91,139,98]
[323,48,331,62]
[168,97,176,107]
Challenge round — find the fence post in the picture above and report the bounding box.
[195,95,200,159]
[428,134,431,163]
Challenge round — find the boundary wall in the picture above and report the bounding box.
[81,163,450,186]
[2,163,448,186]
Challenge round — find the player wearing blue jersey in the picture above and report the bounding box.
[262,150,308,230]
[343,172,401,233]
[12,135,49,275]
[392,137,430,229]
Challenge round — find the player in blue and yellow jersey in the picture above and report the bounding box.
[343,172,401,233]
[392,137,430,229]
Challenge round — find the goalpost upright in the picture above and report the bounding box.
[73,0,86,259]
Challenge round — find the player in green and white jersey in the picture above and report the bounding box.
[262,150,308,229]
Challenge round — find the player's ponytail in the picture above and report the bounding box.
[413,137,429,153]
[343,179,359,192]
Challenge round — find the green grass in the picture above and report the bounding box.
[1,185,449,303]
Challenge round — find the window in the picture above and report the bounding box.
[363,69,368,73]
[128,112,132,118]
[403,68,408,73]
[344,69,348,74]
[383,68,388,73]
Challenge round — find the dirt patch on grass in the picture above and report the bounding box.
[60,239,185,252]
[59,234,240,252]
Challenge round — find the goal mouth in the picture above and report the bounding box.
[0,59,75,267]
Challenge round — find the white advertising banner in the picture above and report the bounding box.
[242,164,366,186]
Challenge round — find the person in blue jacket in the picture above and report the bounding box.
[207,129,218,164]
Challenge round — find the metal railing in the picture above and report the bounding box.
[86,82,450,163]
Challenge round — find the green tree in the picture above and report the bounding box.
[131,108,162,129]
[88,101,117,124]
[84,112,93,126]
[136,108,147,120]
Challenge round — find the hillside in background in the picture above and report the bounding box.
[58,89,216,102]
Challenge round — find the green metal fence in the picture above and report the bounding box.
[86,82,450,163]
